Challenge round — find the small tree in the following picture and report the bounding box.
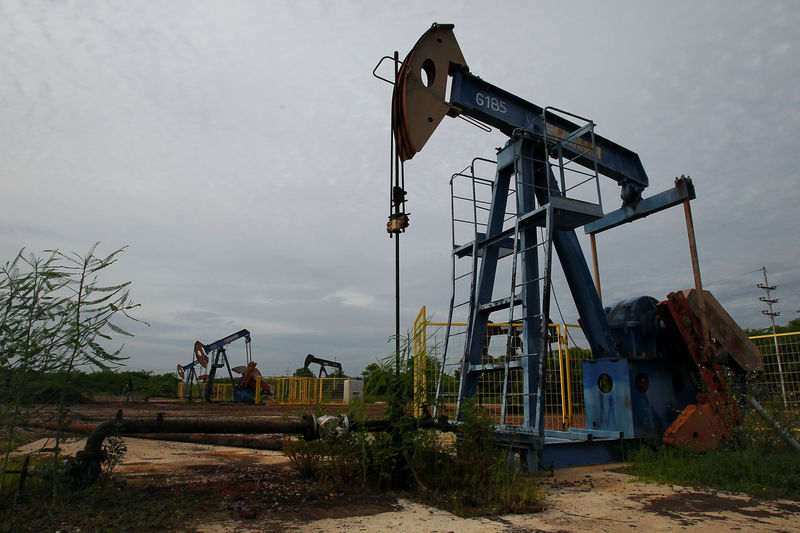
[362,362,394,401]
[51,244,143,497]
[0,251,70,491]
[0,244,143,497]
[293,367,314,378]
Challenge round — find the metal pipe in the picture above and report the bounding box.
[589,233,602,305]
[69,414,317,482]
[126,433,284,451]
[30,418,316,441]
[393,49,402,378]
[682,194,710,360]
[67,411,455,483]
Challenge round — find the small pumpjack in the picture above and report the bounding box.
[232,361,273,401]
[303,353,343,378]
[192,329,273,403]
[177,348,210,399]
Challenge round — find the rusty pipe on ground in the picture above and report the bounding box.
[68,413,317,482]
[125,433,284,451]
[68,412,455,482]
[83,415,317,453]
[26,421,99,433]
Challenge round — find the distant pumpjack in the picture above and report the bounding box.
[303,353,343,378]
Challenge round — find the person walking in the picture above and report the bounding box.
[125,379,135,402]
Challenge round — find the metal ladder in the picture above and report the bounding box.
[453,137,555,437]
[433,157,497,419]
[436,110,604,465]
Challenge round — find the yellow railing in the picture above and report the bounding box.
[254,376,263,404]
[272,377,348,405]
[419,306,800,427]
[418,312,585,429]
[176,376,359,405]
[177,382,232,401]
[413,306,428,417]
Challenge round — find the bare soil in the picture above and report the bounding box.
[14,400,800,532]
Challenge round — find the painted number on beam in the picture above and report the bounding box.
[475,92,507,113]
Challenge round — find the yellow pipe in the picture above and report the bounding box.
[749,332,800,340]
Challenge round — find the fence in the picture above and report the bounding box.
[748,332,800,408]
[415,307,800,428]
[177,382,233,401]
[415,305,592,430]
[272,377,349,404]
[177,376,359,405]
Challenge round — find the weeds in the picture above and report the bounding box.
[102,426,127,476]
[0,479,209,533]
[284,401,545,516]
[626,444,800,499]
[736,401,800,453]
[284,438,326,478]
[283,329,544,515]
[626,401,800,499]
[284,428,393,491]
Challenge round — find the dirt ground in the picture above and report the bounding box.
[14,400,800,532]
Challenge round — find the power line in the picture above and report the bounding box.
[758,266,787,407]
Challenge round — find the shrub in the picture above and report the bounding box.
[284,402,545,516]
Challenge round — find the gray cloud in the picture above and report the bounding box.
[2,1,798,375]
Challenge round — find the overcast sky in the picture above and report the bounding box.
[2,1,798,377]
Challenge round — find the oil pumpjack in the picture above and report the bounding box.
[379,24,762,470]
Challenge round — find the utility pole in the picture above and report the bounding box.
[758,266,787,407]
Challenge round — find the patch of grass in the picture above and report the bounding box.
[413,405,544,516]
[0,480,211,533]
[625,400,800,500]
[284,429,393,491]
[626,444,800,500]
[737,403,800,454]
[284,402,545,516]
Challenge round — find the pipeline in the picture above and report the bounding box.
[67,413,318,483]
[125,433,284,451]
[67,411,455,483]
[25,420,286,451]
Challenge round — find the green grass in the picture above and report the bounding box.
[625,401,800,500]
[626,444,800,500]
[0,479,212,533]
[284,402,545,516]
[0,369,180,405]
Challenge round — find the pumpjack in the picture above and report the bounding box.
[188,329,272,403]
[380,24,763,470]
[177,357,208,399]
[303,353,344,378]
